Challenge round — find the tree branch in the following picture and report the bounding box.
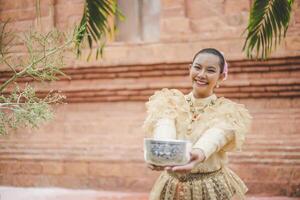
[0,39,73,92]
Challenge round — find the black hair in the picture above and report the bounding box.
[191,48,225,73]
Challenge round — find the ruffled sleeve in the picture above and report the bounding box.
[216,100,252,151]
[142,88,186,138]
[204,98,252,152]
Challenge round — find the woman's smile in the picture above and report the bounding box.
[194,79,208,86]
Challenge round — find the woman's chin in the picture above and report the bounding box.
[193,83,213,96]
[193,87,207,95]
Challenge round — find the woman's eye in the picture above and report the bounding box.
[207,68,216,73]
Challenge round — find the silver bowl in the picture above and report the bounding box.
[144,138,192,166]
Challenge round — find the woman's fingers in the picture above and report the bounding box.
[190,151,199,160]
[171,162,195,173]
[170,157,201,173]
[147,164,154,170]
[171,166,192,173]
[147,164,165,171]
[147,149,205,173]
[191,149,206,162]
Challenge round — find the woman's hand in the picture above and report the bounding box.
[165,149,206,173]
[147,164,166,171]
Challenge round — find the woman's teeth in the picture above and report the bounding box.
[195,80,207,85]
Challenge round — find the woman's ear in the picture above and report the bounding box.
[218,73,226,81]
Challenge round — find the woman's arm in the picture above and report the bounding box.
[168,127,234,173]
[153,118,176,140]
[193,127,234,161]
[165,149,206,173]
[147,118,177,171]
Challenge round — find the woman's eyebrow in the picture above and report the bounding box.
[194,63,202,67]
[207,66,217,69]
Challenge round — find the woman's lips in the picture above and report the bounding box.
[195,80,208,86]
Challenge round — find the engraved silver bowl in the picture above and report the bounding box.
[144,138,192,166]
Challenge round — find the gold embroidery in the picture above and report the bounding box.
[159,168,237,200]
[185,95,216,135]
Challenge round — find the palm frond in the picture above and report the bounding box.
[75,0,124,60]
[243,0,294,59]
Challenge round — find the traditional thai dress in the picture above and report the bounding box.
[143,88,252,200]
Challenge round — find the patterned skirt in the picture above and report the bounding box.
[149,166,248,200]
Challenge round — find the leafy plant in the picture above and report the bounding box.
[243,0,295,59]
[0,21,82,135]
[75,0,124,60]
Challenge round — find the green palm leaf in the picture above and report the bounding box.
[243,0,294,59]
[75,0,124,60]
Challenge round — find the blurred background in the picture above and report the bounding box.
[0,0,299,199]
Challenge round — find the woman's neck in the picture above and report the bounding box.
[192,91,214,99]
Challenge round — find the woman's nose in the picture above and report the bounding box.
[196,69,206,77]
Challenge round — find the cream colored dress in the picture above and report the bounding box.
[142,88,252,200]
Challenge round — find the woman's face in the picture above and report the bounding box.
[189,53,225,98]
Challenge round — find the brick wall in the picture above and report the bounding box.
[0,0,300,197]
[1,0,300,67]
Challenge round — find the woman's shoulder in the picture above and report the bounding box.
[149,88,185,98]
[143,88,189,133]
[147,88,186,103]
[145,88,189,115]
[216,96,248,109]
[214,96,252,119]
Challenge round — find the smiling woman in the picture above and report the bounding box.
[189,49,226,98]
[143,48,252,200]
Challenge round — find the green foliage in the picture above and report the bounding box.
[243,0,294,59]
[0,21,78,135]
[0,0,124,135]
[75,0,124,60]
[22,29,69,81]
[0,84,65,135]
